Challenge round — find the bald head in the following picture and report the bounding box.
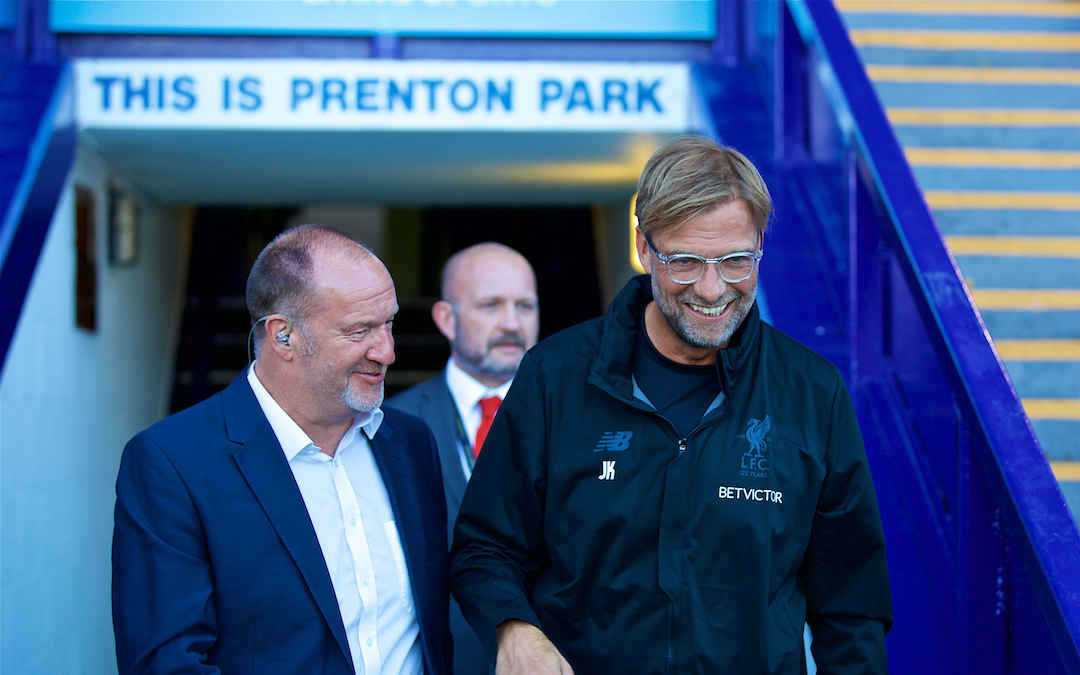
[432,242,540,387]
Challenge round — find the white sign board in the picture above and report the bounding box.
[74,59,692,132]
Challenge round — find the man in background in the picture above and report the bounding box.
[388,242,540,674]
[113,225,452,675]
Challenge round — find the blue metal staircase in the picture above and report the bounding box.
[837,0,1080,525]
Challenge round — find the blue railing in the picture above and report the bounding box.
[756,1,1080,671]
[0,0,75,372]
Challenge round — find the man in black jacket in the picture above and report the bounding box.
[450,135,892,674]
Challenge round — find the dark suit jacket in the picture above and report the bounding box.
[387,373,494,675]
[113,373,452,675]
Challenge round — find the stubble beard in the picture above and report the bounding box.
[453,332,526,381]
[342,381,384,413]
[652,275,757,349]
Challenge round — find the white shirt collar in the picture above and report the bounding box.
[247,364,383,460]
[445,357,512,413]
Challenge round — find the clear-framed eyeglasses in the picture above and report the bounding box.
[643,231,763,285]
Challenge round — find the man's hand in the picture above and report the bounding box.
[495,619,575,675]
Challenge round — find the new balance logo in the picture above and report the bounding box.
[599,460,616,480]
[593,431,633,452]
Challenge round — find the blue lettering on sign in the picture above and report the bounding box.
[388,80,412,111]
[238,77,261,110]
[356,79,379,111]
[322,78,347,111]
[566,80,593,112]
[285,77,515,114]
[539,79,562,112]
[603,80,628,112]
[94,77,119,109]
[100,75,197,111]
[420,79,443,111]
[125,77,150,110]
[172,76,195,110]
[291,78,314,110]
[637,80,662,112]
[450,79,478,112]
[537,78,666,114]
[488,80,511,111]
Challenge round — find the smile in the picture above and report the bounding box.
[688,301,730,317]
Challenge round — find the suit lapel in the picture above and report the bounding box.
[223,377,353,669]
[428,377,469,509]
[369,421,430,611]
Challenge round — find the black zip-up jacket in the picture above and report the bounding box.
[450,275,892,674]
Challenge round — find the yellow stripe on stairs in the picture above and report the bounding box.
[1052,463,1080,481]
[969,289,1080,310]
[837,1,1080,17]
[946,236,1080,258]
[907,147,1080,168]
[866,65,1080,85]
[996,340,1080,361]
[888,108,1080,127]
[851,30,1080,52]
[926,191,1080,210]
[1024,399,1080,420]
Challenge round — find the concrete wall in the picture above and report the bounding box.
[0,141,192,674]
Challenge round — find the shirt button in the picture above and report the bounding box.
[362,576,370,586]
[366,638,373,647]
[349,516,357,526]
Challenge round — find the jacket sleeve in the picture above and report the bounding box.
[113,433,220,675]
[804,376,893,674]
[449,351,549,661]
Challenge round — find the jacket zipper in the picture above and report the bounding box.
[656,393,723,674]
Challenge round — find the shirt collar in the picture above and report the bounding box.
[445,357,513,411]
[247,365,384,461]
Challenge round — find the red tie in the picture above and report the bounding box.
[474,396,502,457]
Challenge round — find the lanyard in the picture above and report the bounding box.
[450,403,477,471]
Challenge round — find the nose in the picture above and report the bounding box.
[499,303,524,332]
[368,324,396,366]
[693,263,729,302]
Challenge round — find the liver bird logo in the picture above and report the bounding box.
[743,415,771,457]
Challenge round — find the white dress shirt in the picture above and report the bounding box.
[444,357,514,479]
[247,366,422,675]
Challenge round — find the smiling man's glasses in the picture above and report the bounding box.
[643,231,763,285]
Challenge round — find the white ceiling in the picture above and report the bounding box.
[81,128,679,207]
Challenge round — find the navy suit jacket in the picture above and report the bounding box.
[387,374,494,675]
[113,373,452,675]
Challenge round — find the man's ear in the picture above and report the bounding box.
[262,314,295,360]
[431,300,456,342]
[635,229,653,275]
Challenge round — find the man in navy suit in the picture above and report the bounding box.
[387,242,539,675]
[113,225,452,675]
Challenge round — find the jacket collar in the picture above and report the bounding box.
[588,274,761,402]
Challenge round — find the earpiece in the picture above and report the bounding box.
[276,332,290,345]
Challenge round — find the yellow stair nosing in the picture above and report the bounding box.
[837,1,1080,18]
[969,289,1080,310]
[1023,399,1080,420]
[1051,462,1080,481]
[887,108,1080,127]
[851,30,1080,53]
[906,147,1080,168]
[946,236,1080,258]
[996,339,1080,361]
[926,191,1080,211]
[866,65,1080,85]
